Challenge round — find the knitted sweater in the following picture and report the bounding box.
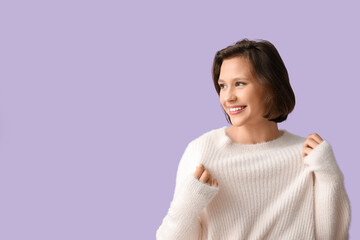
[156,126,351,240]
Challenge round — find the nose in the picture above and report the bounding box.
[225,88,237,102]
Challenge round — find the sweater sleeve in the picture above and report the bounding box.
[303,140,351,240]
[156,141,220,240]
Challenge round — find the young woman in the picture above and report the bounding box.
[156,39,351,240]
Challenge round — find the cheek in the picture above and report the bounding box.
[219,93,226,102]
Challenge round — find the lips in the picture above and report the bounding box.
[228,105,247,115]
[228,105,246,108]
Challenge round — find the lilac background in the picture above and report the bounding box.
[0,0,359,239]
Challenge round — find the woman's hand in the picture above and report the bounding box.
[193,164,218,187]
[302,133,324,162]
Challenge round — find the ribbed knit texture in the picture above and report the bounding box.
[156,126,351,240]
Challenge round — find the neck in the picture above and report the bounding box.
[227,122,281,144]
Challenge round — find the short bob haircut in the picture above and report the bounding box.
[212,38,296,124]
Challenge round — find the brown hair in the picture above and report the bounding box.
[212,38,296,124]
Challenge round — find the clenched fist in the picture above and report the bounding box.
[302,132,324,162]
[193,164,218,187]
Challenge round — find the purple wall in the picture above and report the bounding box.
[1,0,358,239]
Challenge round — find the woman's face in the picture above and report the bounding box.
[218,57,267,127]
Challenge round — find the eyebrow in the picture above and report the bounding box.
[217,77,249,83]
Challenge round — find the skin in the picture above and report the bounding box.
[302,133,324,162]
[193,56,324,187]
[218,57,281,145]
[193,163,218,187]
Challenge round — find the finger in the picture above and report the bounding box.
[193,164,205,179]
[206,177,212,185]
[206,174,213,185]
[213,178,218,187]
[302,150,306,159]
[312,133,324,144]
[302,146,313,158]
[199,169,210,183]
[307,133,324,145]
[303,138,319,149]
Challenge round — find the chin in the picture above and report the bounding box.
[230,120,246,127]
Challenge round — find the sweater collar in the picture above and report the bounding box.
[219,126,292,152]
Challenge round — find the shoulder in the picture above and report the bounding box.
[283,130,307,146]
[176,127,225,172]
[285,130,333,145]
[282,130,335,154]
[188,126,226,149]
[273,129,307,152]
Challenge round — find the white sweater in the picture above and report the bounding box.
[156,126,351,240]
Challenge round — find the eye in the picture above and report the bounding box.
[219,82,245,89]
[236,82,245,86]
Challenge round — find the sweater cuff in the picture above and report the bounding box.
[303,140,344,184]
[170,174,219,217]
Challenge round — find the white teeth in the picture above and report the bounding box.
[230,107,245,111]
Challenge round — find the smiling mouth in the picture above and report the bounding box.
[229,106,247,115]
